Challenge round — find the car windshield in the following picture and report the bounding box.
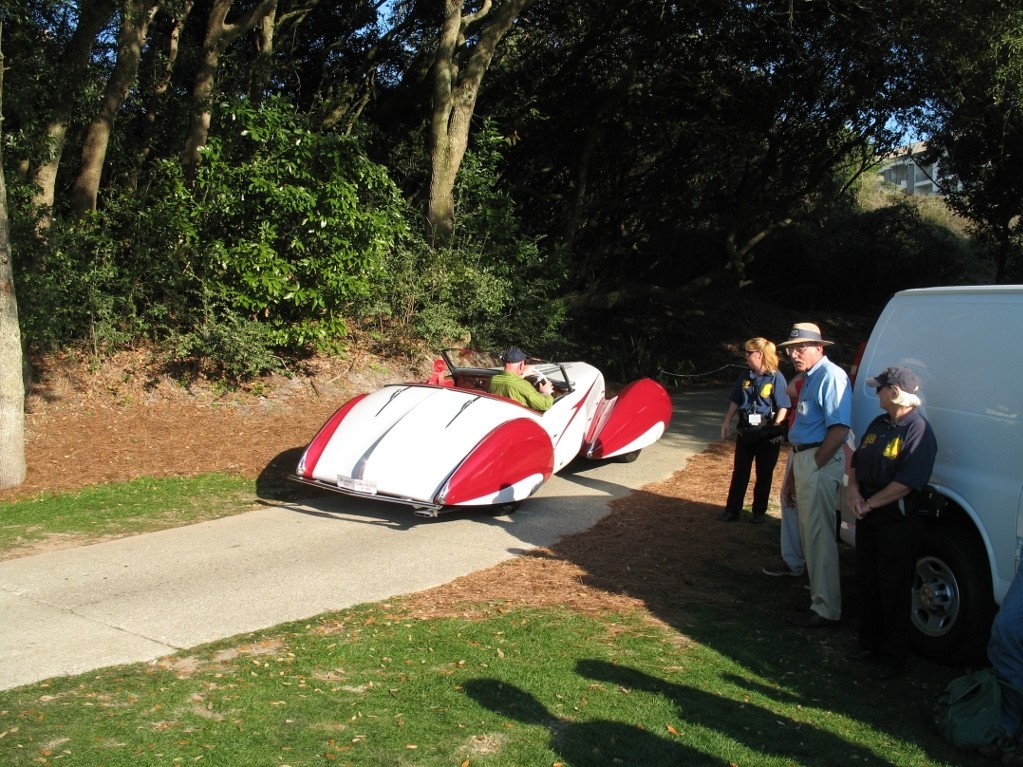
[441,348,571,394]
[442,348,503,373]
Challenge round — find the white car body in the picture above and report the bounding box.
[291,350,673,516]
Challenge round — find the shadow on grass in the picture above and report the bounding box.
[462,676,707,765]
[535,461,990,767]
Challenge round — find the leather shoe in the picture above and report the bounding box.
[749,514,767,525]
[787,610,840,628]
[762,561,804,577]
[845,649,879,662]
[719,510,739,522]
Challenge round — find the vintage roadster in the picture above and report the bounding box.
[290,349,673,516]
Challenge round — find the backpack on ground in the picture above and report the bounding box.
[934,668,1007,750]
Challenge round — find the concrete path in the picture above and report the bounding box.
[0,388,725,691]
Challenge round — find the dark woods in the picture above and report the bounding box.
[1,0,1018,379]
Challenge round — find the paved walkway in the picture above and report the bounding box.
[0,388,724,690]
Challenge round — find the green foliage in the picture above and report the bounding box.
[375,122,568,352]
[8,0,1018,378]
[15,213,147,352]
[195,98,408,350]
[913,4,1023,281]
[169,312,289,379]
[12,101,566,374]
[747,172,986,311]
[14,98,410,375]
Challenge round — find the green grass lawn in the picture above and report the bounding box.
[0,599,992,766]
[0,473,256,555]
[0,474,994,766]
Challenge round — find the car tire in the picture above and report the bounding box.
[615,449,641,464]
[486,501,521,515]
[910,523,996,666]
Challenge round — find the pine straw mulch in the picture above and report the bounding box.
[0,348,424,502]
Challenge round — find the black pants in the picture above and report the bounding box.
[725,433,782,517]
[854,503,921,669]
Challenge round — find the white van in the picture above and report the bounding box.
[841,285,1023,665]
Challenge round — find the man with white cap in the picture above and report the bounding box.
[778,323,852,628]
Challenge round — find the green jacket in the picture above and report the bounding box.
[489,371,554,412]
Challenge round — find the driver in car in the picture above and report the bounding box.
[490,347,555,412]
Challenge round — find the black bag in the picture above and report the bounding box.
[738,422,787,444]
[934,668,1007,750]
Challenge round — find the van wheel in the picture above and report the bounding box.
[910,524,995,666]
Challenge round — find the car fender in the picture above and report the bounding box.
[583,378,672,460]
[437,418,554,506]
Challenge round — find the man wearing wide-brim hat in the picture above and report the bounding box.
[778,322,852,628]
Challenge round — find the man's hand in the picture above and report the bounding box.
[781,476,795,508]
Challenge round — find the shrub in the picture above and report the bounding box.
[14,98,410,374]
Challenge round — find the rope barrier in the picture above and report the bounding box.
[659,362,746,381]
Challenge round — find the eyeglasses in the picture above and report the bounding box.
[744,349,757,355]
[875,384,890,394]
[784,344,815,356]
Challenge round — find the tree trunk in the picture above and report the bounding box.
[249,0,279,103]
[723,218,793,287]
[426,0,535,244]
[134,0,194,186]
[29,0,119,233]
[181,0,279,184]
[71,0,163,216]
[0,30,27,489]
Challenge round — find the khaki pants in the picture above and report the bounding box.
[792,448,844,620]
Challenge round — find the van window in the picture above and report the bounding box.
[864,300,1021,422]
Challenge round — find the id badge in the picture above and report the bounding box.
[748,413,762,426]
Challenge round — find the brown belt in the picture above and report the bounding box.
[792,442,822,453]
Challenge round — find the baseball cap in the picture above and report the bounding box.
[866,366,921,393]
[503,347,527,363]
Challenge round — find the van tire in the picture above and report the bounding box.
[910,524,995,666]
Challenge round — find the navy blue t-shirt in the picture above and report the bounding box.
[729,370,791,424]
[852,408,937,492]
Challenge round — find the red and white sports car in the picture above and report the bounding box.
[290,349,673,516]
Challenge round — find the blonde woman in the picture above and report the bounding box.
[720,338,791,523]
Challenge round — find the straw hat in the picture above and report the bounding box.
[777,322,834,348]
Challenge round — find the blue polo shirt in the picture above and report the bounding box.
[787,356,851,445]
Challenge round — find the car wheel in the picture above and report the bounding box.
[910,524,995,666]
[486,501,521,515]
[616,449,641,463]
